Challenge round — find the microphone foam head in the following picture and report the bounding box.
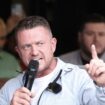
[28,60,39,72]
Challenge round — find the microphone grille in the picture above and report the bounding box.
[28,60,39,71]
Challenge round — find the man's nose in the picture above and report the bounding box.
[94,34,100,42]
[31,45,39,56]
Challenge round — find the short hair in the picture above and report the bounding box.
[14,16,52,45]
[79,13,105,32]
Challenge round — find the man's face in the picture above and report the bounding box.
[0,26,7,50]
[16,26,57,73]
[79,23,105,56]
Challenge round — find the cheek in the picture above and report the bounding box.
[84,39,92,47]
[100,39,105,45]
[22,51,31,59]
[44,41,56,54]
[80,37,93,52]
[83,36,93,46]
[19,52,30,66]
[17,50,29,60]
[42,46,54,60]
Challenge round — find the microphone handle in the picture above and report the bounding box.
[23,59,39,90]
[24,71,36,90]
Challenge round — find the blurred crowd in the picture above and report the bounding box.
[0,3,27,87]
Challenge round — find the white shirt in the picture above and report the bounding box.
[0,58,105,105]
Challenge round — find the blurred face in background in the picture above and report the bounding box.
[79,22,105,57]
[0,19,7,51]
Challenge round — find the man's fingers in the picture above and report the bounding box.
[91,44,98,59]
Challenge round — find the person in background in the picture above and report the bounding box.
[5,3,26,54]
[4,3,27,70]
[6,3,26,34]
[0,17,21,79]
[0,16,105,105]
[60,13,105,65]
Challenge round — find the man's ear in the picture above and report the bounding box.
[52,37,57,53]
[15,46,20,56]
[15,46,18,52]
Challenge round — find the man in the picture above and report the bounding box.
[0,17,21,79]
[0,16,105,105]
[60,13,105,65]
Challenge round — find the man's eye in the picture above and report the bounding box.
[83,31,94,36]
[99,33,105,37]
[37,42,44,46]
[22,45,31,50]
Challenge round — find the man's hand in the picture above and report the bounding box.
[11,87,34,105]
[85,44,105,86]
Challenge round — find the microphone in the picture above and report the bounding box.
[23,60,39,90]
[47,70,62,94]
[48,82,62,94]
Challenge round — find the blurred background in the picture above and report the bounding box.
[1,0,105,56]
[1,0,105,87]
